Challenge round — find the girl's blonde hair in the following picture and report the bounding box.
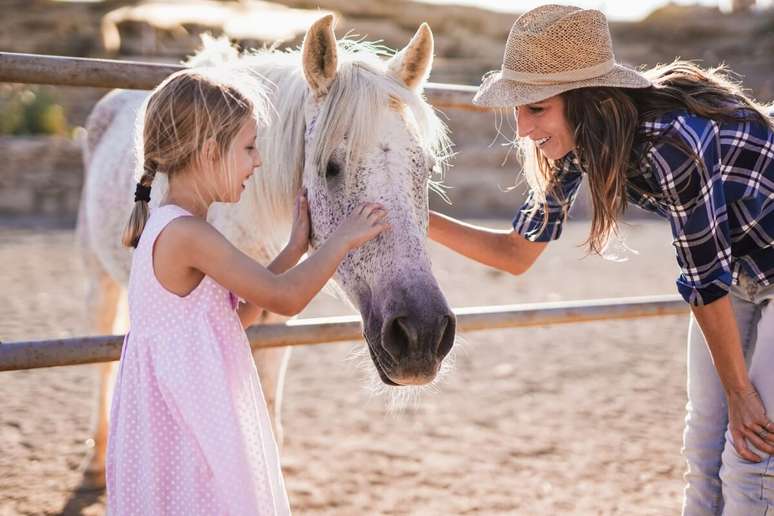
[122,67,269,248]
[519,60,773,254]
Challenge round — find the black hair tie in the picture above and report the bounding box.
[134,183,151,203]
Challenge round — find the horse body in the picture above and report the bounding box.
[77,16,454,488]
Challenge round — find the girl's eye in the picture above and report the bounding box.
[527,106,544,114]
[246,146,255,151]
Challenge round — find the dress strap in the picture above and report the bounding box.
[135,204,193,255]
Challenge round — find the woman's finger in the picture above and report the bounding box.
[751,423,774,446]
[732,429,762,462]
[746,429,774,455]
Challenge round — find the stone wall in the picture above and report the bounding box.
[0,135,85,218]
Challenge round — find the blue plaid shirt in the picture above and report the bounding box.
[513,111,774,306]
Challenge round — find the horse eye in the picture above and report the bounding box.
[326,161,341,179]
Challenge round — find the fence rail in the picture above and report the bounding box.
[0,52,488,112]
[0,296,688,371]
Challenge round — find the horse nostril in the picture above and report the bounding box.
[382,316,417,360]
[383,314,455,361]
[436,315,455,359]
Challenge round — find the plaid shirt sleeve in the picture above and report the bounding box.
[646,114,734,306]
[512,155,583,242]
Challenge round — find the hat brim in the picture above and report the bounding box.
[472,64,652,108]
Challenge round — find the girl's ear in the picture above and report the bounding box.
[202,137,219,163]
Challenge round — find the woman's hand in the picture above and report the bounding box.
[691,296,774,461]
[727,385,774,462]
[333,202,389,250]
[286,188,311,258]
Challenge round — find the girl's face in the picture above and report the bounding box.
[220,118,262,203]
[515,95,575,160]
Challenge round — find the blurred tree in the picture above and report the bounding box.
[0,85,70,136]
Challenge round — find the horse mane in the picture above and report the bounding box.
[188,35,452,258]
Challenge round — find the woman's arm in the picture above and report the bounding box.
[645,115,774,458]
[692,296,774,461]
[429,211,547,275]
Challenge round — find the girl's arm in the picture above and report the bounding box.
[174,203,386,317]
[237,191,311,327]
[691,296,774,461]
[236,244,304,327]
[429,211,547,275]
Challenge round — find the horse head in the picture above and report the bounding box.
[298,16,456,386]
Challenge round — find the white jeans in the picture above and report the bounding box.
[682,273,774,516]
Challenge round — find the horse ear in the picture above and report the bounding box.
[302,14,338,98]
[387,23,434,91]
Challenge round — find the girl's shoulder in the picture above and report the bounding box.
[152,212,233,275]
[152,210,217,252]
[146,203,194,229]
[138,205,212,257]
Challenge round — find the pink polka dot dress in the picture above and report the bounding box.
[106,205,290,515]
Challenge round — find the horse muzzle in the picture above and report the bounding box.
[361,281,456,386]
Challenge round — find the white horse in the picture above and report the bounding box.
[77,15,456,489]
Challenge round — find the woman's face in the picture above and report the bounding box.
[515,95,575,160]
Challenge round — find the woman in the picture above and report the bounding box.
[429,5,774,515]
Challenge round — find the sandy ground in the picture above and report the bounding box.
[0,217,690,515]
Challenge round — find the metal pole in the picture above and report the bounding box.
[0,52,485,111]
[0,296,688,371]
[0,52,179,90]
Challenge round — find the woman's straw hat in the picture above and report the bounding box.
[473,4,651,107]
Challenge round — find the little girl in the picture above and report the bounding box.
[106,68,387,515]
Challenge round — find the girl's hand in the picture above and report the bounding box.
[334,202,389,250]
[287,189,310,257]
[727,385,774,462]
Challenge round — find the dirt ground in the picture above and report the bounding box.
[0,217,690,515]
